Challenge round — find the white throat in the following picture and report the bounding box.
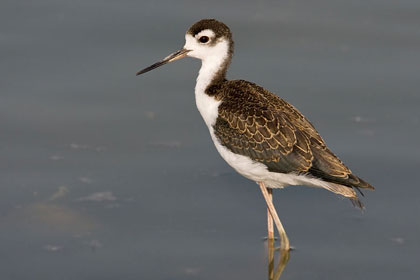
[193,40,230,128]
[195,41,229,94]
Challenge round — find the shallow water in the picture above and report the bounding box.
[1,0,419,279]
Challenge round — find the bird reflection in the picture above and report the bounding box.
[267,239,290,280]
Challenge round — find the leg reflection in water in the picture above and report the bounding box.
[267,239,290,280]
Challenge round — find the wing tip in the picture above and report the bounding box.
[350,197,364,210]
[352,174,375,190]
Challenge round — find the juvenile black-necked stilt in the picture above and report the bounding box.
[136,19,374,251]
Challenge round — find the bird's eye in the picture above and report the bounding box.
[199,36,209,43]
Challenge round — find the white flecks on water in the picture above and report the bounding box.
[44,245,64,252]
[76,192,117,202]
[79,177,93,184]
[49,155,64,161]
[49,186,69,201]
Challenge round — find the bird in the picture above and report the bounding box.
[136,19,374,251]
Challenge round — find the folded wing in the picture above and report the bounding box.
[212,80,374,191]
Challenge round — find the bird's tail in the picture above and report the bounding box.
[321,181,367,210]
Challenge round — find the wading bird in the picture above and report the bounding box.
[136,19,374,250]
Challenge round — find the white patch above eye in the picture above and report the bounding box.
[195,29,215,40]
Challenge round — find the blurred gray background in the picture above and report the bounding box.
[1,0,419,279]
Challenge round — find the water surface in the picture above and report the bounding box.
[1,0,419,279]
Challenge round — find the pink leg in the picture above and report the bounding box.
[267,188,274,240]
[259,182,290,251]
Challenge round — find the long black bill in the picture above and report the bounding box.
[136,48,190,76]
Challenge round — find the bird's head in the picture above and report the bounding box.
[136,19,234,76]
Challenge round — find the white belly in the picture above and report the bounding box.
[209,128,320,188]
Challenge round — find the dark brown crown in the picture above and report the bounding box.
[187,19,232,40]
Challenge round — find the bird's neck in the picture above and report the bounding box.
[195,42,232,96]
[194,43,232,128]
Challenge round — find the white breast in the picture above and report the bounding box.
[194,72,277,186]
[195,89,221,128]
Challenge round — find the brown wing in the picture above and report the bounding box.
[212,80,373,190]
